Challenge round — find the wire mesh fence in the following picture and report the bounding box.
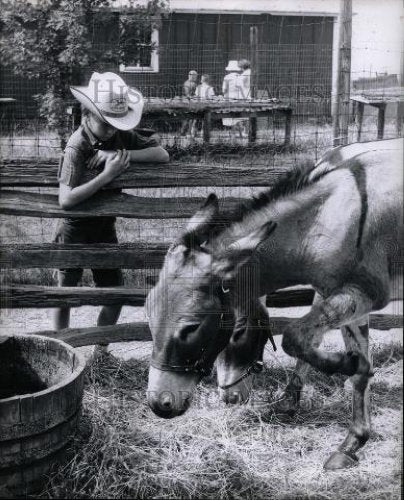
[0,12,402,156]
[0,11,403,287]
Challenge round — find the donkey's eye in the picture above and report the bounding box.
[178,323,200,340]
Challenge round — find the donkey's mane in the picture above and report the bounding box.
[183,160,328,246]
[218,159,325,231]
[238,159,320,218]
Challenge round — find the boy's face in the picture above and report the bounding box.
[189,72,197,82]
[88,114,117,141]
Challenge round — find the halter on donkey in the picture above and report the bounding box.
[146,138,403,470]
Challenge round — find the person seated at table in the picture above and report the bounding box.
[191,74,216,137]
[237,59,252,100]
[195,74,215,100]
[180,69,198,136]
[183,69,198,97]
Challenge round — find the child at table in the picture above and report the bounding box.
[195,74,215,100]
[191,74,216,137]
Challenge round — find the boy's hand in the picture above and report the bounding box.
[102,149,130,181]
[87,150,115,170]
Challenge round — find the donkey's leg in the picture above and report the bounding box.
[324,318,372,470]
[281,285,375,377]
[277,293,325,416]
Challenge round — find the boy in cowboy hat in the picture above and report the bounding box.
[53,72,169,342]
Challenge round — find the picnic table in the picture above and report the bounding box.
[351,86,404,141]
[142,97,293,145]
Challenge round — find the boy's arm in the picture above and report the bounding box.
[125,131,169,163]
[83,132,170,173]
[59,150,129,209]
[128,146,169,163]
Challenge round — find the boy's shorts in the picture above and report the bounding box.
[54,218,123,288]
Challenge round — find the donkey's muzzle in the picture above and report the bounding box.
[147,390,191,419]
[147,366,199,418]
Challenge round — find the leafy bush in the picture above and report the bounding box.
[0,0,167,148]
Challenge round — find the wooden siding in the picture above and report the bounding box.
[1,13,333,119]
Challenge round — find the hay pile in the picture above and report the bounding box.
[42,341,402,499]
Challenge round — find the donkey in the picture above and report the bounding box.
[146,138,403,469]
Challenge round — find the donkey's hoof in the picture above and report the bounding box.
[324,451,359,470]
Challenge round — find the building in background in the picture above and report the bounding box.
[0,0,402,119]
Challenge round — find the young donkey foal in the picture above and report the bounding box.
[146,138,403,469]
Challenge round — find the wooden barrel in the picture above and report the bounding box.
[0,334,86,498]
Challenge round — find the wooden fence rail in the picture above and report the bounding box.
[1,285,316,309]
[35,313,402,348]
[0,156,402,343]
[0,243,169,269]
[0,190,246,218]
[0,160,286,188]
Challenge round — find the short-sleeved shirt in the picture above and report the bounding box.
[58,118,159,228]
[195,83,215,99]
[58,118,159,189]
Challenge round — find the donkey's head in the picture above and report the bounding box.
[216,297,274,406]
[146,194,277,418]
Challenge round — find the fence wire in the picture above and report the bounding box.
[0,12,403,287]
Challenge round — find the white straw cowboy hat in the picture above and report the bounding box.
[225,60,241,72]
[70,72,144,131]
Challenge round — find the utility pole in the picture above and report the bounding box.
[249,25,258,143]
[332,0,352,146]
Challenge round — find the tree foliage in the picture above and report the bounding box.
[0,0,167,147]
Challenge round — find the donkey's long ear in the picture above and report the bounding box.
[212,221,277,280]
[180,193,219,248]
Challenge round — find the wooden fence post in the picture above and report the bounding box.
[249,25,258,143]
[332,0,352,146]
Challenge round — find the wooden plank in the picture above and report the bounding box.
[0,161,286,188]
[3,284,402,309]
[249,117,257,143]
[351,87,404,104]
[3,286,147,308]
[0,190,245,219]
[211,110,287,119]
[284,109,292,146]
[2,285,316,308]
[38,322,153,346]
[249,25,258,144]
[376,103,386,140]
[356,101,364,142]
[0,243,169,269]
[34,313,404,348]
[203,111,212,144]
[397,101,404,136]
[144,97,290,114]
